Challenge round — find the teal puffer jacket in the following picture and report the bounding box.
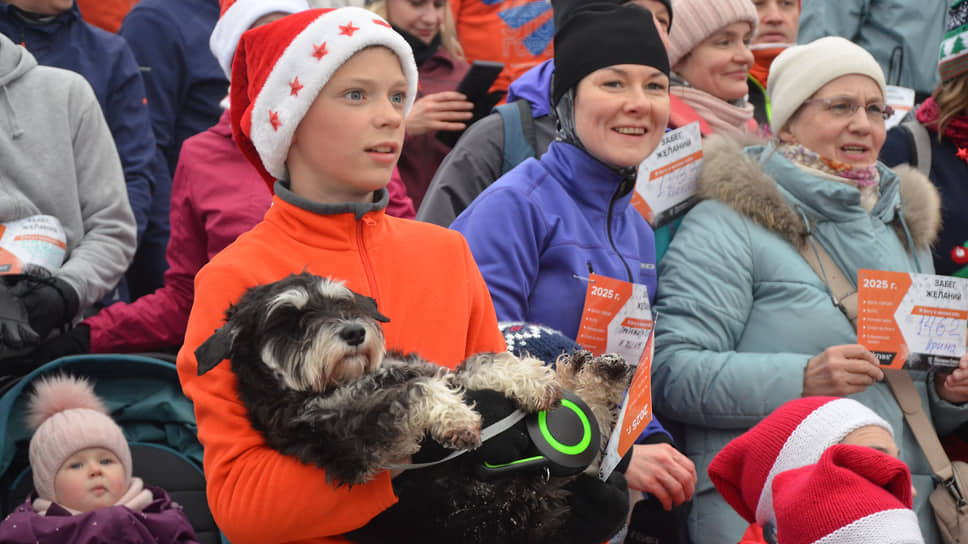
[653,136,961,544]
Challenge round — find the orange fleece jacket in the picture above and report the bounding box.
[176,193,505,544]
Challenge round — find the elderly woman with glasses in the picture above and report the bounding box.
[649,36,968,544]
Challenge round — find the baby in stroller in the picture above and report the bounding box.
[0,374,198,543]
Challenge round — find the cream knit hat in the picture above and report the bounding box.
[767,36,886,134]
[667,0,757,68]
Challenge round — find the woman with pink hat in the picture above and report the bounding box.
[665,0,760,139]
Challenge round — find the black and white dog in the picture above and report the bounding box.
[195,272,563,486]
[195,272,633,542]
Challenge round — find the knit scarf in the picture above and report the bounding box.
[749,44,789,88]
[391,25,441,67]
[777,143,880,211]
[671,84,754,140]
[32,477,154,516]
[777,143,880,187]
[916,97,968,150]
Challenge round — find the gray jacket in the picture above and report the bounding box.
[0,34,135,311]
[798,0,948,96]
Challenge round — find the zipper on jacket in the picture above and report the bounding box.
[607,176,634,282]
[356,217,381,302]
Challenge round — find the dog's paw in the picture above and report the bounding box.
[437,423,482,450]
[586,353,632,386]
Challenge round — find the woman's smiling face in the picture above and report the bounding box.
[574,64,671,168]
[673,22,755,102]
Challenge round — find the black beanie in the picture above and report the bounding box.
[552,3,670,107]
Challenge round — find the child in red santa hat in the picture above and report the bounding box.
[175,8,506,543]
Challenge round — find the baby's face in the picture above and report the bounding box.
[53,447,126,512]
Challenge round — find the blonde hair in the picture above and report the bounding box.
[931,74,968,140]
[367,0,465,60]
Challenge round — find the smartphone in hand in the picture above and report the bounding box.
[437,60,505,147]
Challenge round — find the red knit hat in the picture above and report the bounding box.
[230,7,418,187]
[708,396,892,529]
[772,444,924,544]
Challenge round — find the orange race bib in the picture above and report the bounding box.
[576,273,652,366]
[858,269,967,370]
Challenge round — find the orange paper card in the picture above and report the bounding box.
[576,273,652,366]
[857,269,967,370]
[598,322,655,481]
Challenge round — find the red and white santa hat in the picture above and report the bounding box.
[708,396,893,529]
[230,7,418,186]
[773,444,924,544]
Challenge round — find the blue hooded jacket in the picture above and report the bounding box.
[0,2,159,243]
[506,58,554,119]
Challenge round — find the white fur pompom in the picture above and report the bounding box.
[26,374,107,431]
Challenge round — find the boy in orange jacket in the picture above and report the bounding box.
[175,8,505,543]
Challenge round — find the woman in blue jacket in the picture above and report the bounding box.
[452,1,697,526]
[652,36,968,544]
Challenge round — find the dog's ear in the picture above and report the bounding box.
[195,325,236,375]
[354,293,390,323]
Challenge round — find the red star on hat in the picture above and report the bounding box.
[957,147,968,162]
[269,110,281,131]
[312,42,328,60]
[372,18,391,28]
[289,77,304,96]
[339,21,359,36]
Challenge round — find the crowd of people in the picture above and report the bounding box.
[0,0,966,542]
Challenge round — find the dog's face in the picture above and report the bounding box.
[196,273,390,391]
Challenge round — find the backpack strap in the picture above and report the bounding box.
[900,119,932,177]
[495,99,538,174]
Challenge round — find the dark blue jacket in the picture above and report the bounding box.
[116,0,227,297]
[118,0,227,176]
[0,2,157,242]
[880,124,968,277]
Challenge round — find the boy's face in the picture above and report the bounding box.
[287,46,407,205]
[6,0,74,16]
[53,447,127,512]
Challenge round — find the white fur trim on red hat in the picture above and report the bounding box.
[248,7,417,182]
[811,509,924,544]
[754,398,892,526]
[210,0,312,79]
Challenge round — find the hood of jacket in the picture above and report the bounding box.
[695,135,940,250]
[0,33,35,87]
[507,58,553,119]
[0,33,35,139]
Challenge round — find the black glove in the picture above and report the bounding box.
[31,325,91,366]
[463,388,532,468]
[555,471,631,544]
[410,388,531,466]
[0,283,39,348]
[11,277,79,340]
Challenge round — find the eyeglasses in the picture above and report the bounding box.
[802,97,895,122]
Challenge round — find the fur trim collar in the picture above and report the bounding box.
[695,135,941,249]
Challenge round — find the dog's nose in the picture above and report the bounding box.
[339,324,366,346]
